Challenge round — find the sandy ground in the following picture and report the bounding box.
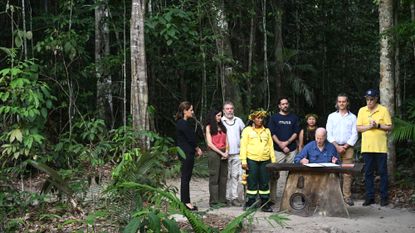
[167,176,415,233]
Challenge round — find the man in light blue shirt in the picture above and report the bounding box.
[326,93,358,206]
[294,128,339,164]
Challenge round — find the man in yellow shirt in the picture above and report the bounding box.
[240,110,276,212]
[357,89,392,207]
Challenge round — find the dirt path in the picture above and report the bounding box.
[168,177,415,233]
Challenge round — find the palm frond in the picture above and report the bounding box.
[221,205,256,233]
[286,74,314,106]
[391,117,415,142]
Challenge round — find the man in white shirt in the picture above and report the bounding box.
[326,93,358,206]
[222,101,245,206]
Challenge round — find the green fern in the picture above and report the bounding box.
[117,182,211,233]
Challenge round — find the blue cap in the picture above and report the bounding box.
[364,89,379,97]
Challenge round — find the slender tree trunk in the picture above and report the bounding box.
[273,1,284,101]
[247,1,255,112]
[410,2,415,63]
[123,0,127,128]
[379,0,396,182]
[201,46,207,122]
[211,0,242,110]
[95,0,114,128]
[131,0,149,147]
[394,0,401,118]
[21,0,28,60]
[262,0,270,110]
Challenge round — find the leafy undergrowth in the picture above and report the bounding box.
[177,214,246,233]
[4,168,415,232]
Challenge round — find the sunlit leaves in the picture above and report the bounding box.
[0,60,55,162]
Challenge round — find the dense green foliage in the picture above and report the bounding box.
[1,0,415,231]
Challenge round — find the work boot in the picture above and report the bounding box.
[243,198,256,210]
[362,199,375,206]
[380,198,389,207]
[261,203,273,212]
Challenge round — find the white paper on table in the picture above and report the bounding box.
[304,163,324,167]
[318,163,340,167]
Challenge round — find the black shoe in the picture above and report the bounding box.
[261,204,273,212]
[362,199,375,206]
[185,204,198,211]
[243,199,255,210]
[380,199,389,207]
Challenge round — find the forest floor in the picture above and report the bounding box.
[167,175,415,233]
[6,170,415,232]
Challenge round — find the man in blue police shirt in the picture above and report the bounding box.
[294,128,339,164]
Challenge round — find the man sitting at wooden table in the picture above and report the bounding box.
[294,128,339,164]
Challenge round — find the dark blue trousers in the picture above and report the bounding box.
[363,152,388,200]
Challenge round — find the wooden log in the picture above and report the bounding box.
[266,163,363,218]
[280,172,349,217]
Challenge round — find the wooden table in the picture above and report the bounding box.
[266,163,363,217]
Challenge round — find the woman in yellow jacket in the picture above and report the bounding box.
[240,110,275,212]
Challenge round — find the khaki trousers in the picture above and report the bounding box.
[341,147,354,199]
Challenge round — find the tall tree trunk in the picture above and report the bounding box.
[262,0,270,110]
[211,0,242,111]
[21,0,28,60]
[246,1,256,112]
[95,0,114,128]
[123,0,127,128]
[411,2,415,62]
[379,0,396,182]
[131,0,149,147]
[273,1,284,101]
[394,0,401,118]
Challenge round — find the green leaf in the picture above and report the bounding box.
[123,217,141,233]
[147,212,161,233]
[15,36,22,47]
[10,128,23,143]
[26,31,33,40]
[41,108,48,118]
[162,218,181,233]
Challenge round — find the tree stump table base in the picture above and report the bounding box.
[280,172,349,217]
[266,163,363,218]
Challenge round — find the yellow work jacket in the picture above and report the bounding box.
[239,126,275,165]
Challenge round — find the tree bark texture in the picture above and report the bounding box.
[95,0,114,127]
[211,0,242,111]
[273,3,284,101]
[262,0,270,110]
[130,0,149,143]
[411,2,415,63]
[394,0,401,117]
[379,0,396,182]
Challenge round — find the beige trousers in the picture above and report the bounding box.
[341,147,354,199]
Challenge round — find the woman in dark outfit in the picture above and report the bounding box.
[298,113,318,151]
[175,101,202,211]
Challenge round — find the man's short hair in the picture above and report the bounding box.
[277,97,289,105]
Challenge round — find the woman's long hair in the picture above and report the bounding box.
[204,108,227,135]
[175,101,192,120]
